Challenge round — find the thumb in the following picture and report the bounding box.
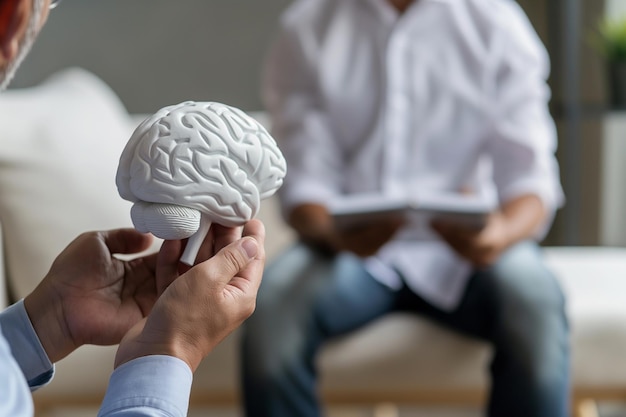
[197,237,259,285]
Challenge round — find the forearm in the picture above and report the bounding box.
[289,203,336,245]
[499,194,547,245]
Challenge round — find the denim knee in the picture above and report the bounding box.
[483,243,569,376]
[241,245,329,380]
[486,242,567,319]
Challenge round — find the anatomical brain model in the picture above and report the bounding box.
[116,101,287,265]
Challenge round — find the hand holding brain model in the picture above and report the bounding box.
[116,101,287,265]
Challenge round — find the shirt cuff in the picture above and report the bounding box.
[98,355,193,417]
[0,300,54,389]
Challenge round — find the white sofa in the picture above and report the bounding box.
[1,68,626,417]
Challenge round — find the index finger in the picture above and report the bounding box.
[212,224,244,254]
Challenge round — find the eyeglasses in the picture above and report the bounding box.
[49,0,62,9]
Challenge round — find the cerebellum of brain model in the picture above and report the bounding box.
[116,101,287,265]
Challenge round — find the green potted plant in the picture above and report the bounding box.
[591,17,626,109]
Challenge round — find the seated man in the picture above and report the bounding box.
[240,0,569,416]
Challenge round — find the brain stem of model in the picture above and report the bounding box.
[116,101,287,265]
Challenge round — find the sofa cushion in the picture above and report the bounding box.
[0,68,137,301]
[543,247,626,388]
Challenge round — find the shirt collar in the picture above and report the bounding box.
[365,0,452,24]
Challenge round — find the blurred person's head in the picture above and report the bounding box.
[0,0,52,90]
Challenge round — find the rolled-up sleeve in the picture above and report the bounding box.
[263,19,343,216]
[485,7,564,235]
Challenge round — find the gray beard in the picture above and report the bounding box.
[0,0,45,91]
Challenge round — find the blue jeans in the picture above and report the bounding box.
[240,241,570,417]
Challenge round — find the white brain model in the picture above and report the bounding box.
[116,101,287,264]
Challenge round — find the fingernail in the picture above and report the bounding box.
[242,238,258,259]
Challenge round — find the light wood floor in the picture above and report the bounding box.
[38,402,626,417]
[41,405,482,417]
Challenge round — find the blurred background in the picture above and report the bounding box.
[10,0,626,249]
[6,1,626,417]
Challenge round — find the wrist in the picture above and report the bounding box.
[289,203,336,245]
[115,325,205,373]
[23,286,74,363]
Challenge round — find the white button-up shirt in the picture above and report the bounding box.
[264,0,564,310]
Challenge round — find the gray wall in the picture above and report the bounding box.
[11,0,291,113]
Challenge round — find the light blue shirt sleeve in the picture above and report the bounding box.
[0,299,56,417]
[98,355,193,417]
[0,300,54,390]
[0,327,34,417]
[0,302,193,417]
